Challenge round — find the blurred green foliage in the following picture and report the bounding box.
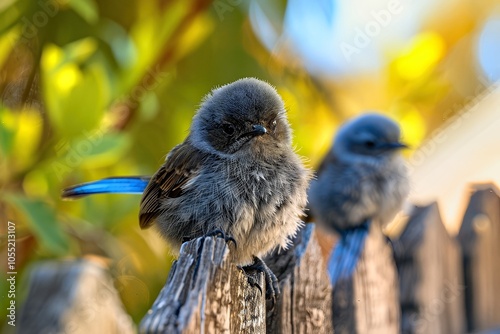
[0,0,269,325]
[0,0,495,328]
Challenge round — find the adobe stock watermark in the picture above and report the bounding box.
[213,0,243,21]
[51,129,104,181]
[51,66,169,180]
[116,65,171,110]
[409,279,465,332]
[6,221,17,327]
[16,0,68,45]
[340,0,404,62]
[406,81,498,177]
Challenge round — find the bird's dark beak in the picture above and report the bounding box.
[237,124,268,143]
[383,142,408,150]
[248,124,267,137]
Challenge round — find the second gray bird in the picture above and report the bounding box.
[308,113,409,284]
[309,113,409,231]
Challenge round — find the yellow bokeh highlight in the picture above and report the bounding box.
[395,32,445,80]
[278,85,337,166]
[10,109,43,171]
[66,37,98,63]
[14,110,42,151]
[397,104,427,149]
[42,39,98,95]
[0,107,16,130]
[42,44,65,70]
[305,103,337,167]
[23,169,49,197]
[277,86,299,118]
[174,14,214,61]
[54,63,82,94]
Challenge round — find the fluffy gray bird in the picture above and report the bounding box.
[140,78,311,264]
[63,78,311,297]
[309,113,409,230]
[307,113,409,283]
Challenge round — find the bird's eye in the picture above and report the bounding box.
[222,123,235,135]
[270,119,277,131]
[364,140,376,148]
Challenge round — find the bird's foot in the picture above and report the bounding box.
[240,256,280,310]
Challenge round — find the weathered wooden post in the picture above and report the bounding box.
[316,221,400,334]
[139,236,265,333]
[457,184,500,332]
[139,223,333,333]
[18,257,135,334]
[265,223,333,333]
[393,203,465,334]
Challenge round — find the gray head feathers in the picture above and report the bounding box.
[332,113,406,163]
[190,78,292,157]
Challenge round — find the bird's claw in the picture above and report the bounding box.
[244,274,263,295]
[241,256,279,310]
[205,229,237,249]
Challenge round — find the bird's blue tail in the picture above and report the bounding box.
[327,221,370,286]
[62,177,151,199]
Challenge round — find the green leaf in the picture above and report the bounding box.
[5,194,71,256]
[98,19,137,69]
[42,45,110,138]
[72,132,131,168]
[0,1,25,36]
[68,0,99,24]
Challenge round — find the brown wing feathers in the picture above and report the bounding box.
[138,144,205,229]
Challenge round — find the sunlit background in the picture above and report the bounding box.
[1,0,499,326]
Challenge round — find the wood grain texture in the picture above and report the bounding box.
[265,223,334,334]
[353,222,400,334]
[18,258,135,334]
[457,184,500,332]
[330,222,400,334]
[139,236,265,334]
[393,203,465,334]
[140,225,334,334]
